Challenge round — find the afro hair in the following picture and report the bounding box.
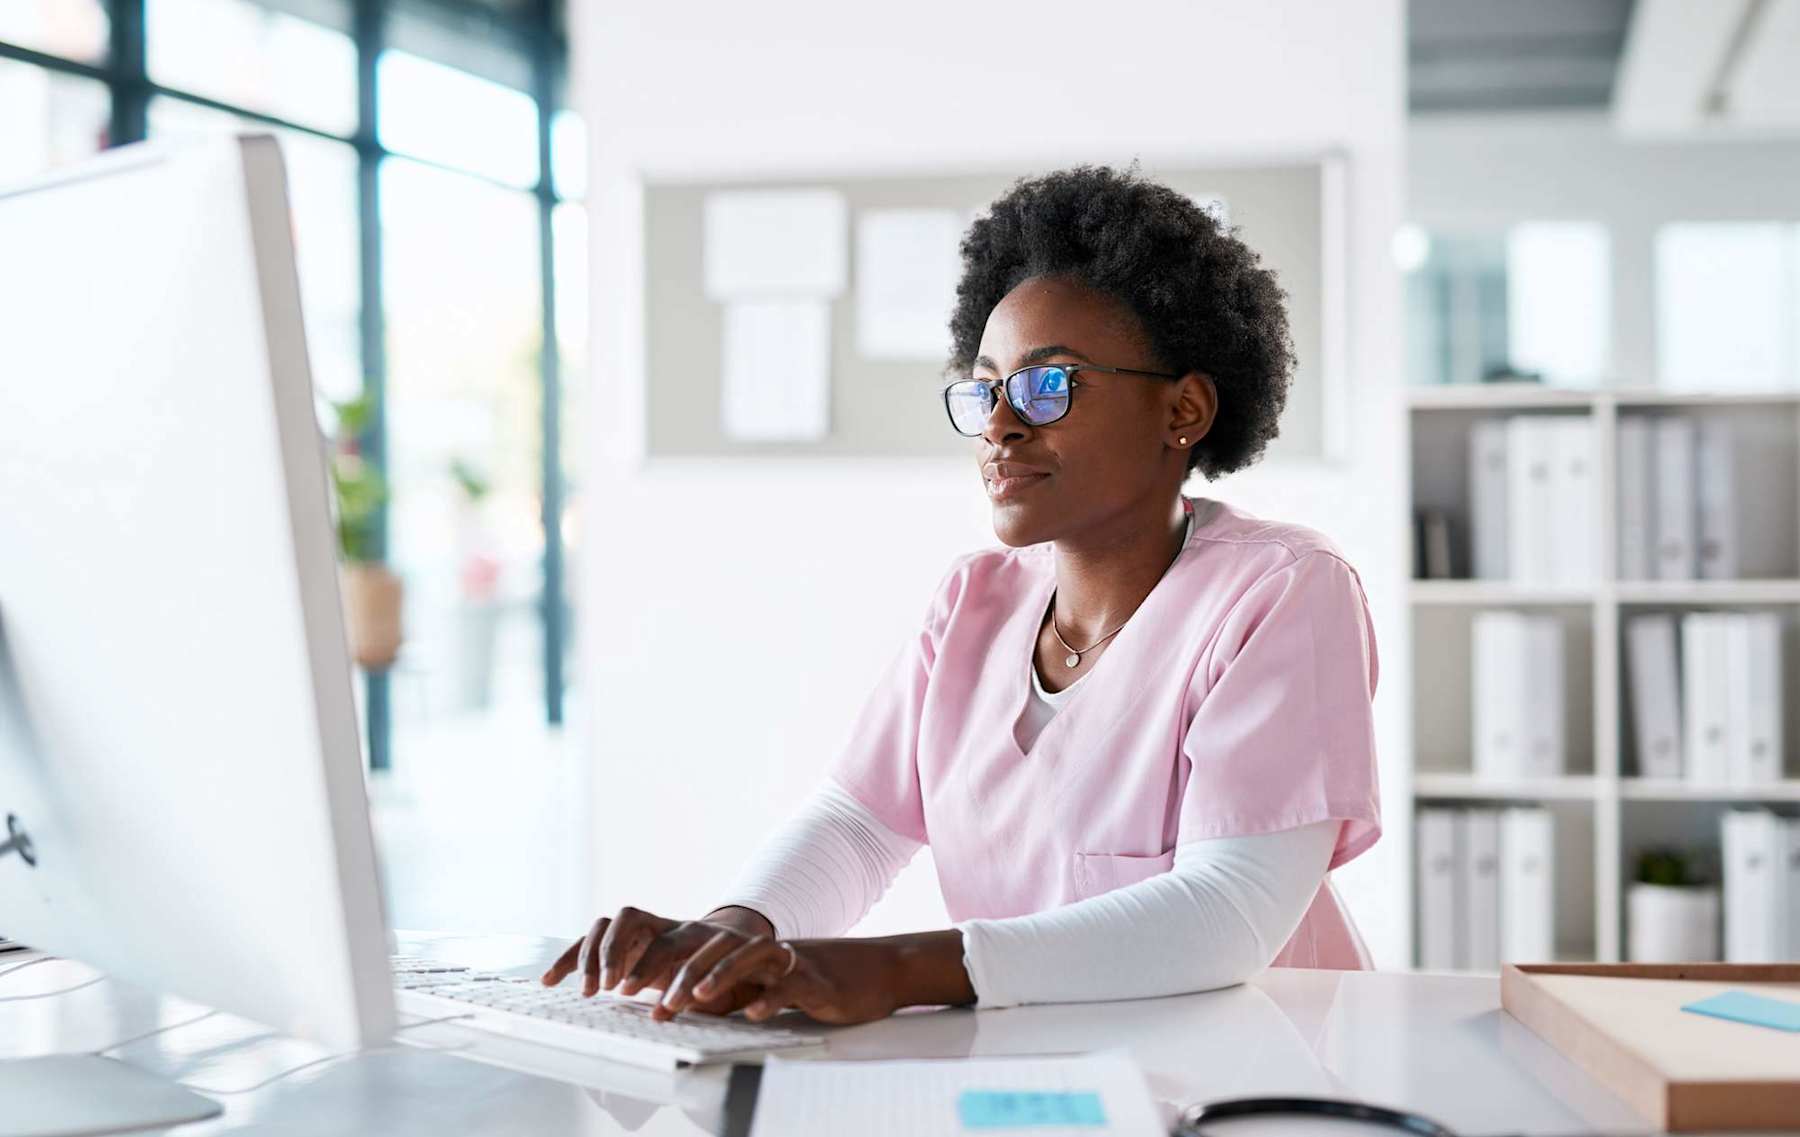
[949,164,1295,479]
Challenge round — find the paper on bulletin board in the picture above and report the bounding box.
[704,189,848,300]
[1189,192,1229,227]
[720,299,831,441]
[855,208,964,360]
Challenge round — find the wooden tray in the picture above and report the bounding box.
[1501,963,1800,1131]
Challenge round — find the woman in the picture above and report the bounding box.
[542,164,1381,1024]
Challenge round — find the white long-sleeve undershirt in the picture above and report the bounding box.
[716,780,1338,1009]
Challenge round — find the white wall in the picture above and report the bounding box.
[1410,112,1800,386]
[570,0,1412,965]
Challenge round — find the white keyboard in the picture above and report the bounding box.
[391,955,826,1071]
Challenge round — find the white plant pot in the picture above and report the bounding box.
[1627,883,1720,963]
[455,600,501,710]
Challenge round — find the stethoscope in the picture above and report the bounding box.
[1173,1095,1460,1136]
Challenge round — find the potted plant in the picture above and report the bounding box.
[1626,847,1720,962]
[330,395,403,670]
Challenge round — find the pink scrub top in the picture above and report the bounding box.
[827,494,1382,970]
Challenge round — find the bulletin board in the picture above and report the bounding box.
[642,160,1343,462]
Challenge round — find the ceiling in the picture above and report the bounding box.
[1409,0,1637,113]
[1612,0,1800,137]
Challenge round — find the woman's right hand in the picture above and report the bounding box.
[538,905,775,1014]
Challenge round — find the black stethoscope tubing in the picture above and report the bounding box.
[1175,1095,1461,1137]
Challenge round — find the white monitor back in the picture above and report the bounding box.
[0,136,395,1050]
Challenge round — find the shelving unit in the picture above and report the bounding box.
[1408,382,1800,965]
[1413,772,1601,801]
[1618,779,1800,803]
[1410,581,1595,606]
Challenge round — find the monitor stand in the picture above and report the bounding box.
[0,610,224,1135]
[0,1055,222,1136]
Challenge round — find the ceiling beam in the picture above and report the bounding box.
[1726,0,1800,132]
[1612,0,1787,136]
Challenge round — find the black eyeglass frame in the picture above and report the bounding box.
[941,363,1184,437]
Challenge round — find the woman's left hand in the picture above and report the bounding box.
[652,935,906,1025]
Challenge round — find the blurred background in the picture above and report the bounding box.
[1,0,590,939]
[4,0,1798,973]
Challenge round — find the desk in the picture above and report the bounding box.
[0,931,1676,1135]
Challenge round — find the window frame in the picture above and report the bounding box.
[0,0,577,769]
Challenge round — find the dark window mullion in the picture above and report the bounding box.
[356,0,392,770]
[108,0,147,144]
[142,84,356,145]
[531,1,565,726]
[0,39,110,78]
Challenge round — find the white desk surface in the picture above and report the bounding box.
[0,930,1691,1136]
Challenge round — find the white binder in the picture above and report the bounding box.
[1462,810,1502,972]
[1506,417,1555,584]
[1786,819,1800,959]
[1625,614,1683,780]
[1652,417,1696,581]
[1721,811,1753,963]
[1521,615,1566,777]
[1547,417,1596,585]
[1499,807,1555,963]
[1695,417,1739,580]
[1681,613,1731,785]
[1417,809,1463,970]
[1616,416,1654,581]
[1748,613,1784,786]
[1724,612,1783,785]
[1722,809,1788,963]
[1469,419,1510,581]
[1473,612,1527,781]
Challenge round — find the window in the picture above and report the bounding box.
[551,108,585,200]
[1505,223,1611,389]
[0,58,109,181]
[381,159,547,734]
[1403,222,1614,389]
[377,49,539,188]
[1,0,582,768]
[146,0,358,137]
[0,0,108,63]
[1656,223,1800,393]
[1402,230,1507,387]
[552,200,586,687]
[148,97,364,404]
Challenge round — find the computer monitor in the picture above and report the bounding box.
[0,136,395,1065]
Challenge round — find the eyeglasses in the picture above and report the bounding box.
[942,363,1182,437]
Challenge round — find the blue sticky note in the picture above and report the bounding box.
[1681,990,1800,1032]
[957,1089,1108,1129]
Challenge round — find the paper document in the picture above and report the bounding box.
[1188,192,1229,227]
[855,208,964,359]
[704,188,848,299]
[747,1050,1163,1137]
[720,299,831,441]
[1682,990,1800,1033]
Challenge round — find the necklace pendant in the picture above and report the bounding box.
[1064,652,1081,668]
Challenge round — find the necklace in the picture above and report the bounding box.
[1048,607,1123,669]
[1047,505,1195,669]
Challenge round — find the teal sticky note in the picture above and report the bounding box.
[957,1090,1107,1129]
[1681,990,1800,1032]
